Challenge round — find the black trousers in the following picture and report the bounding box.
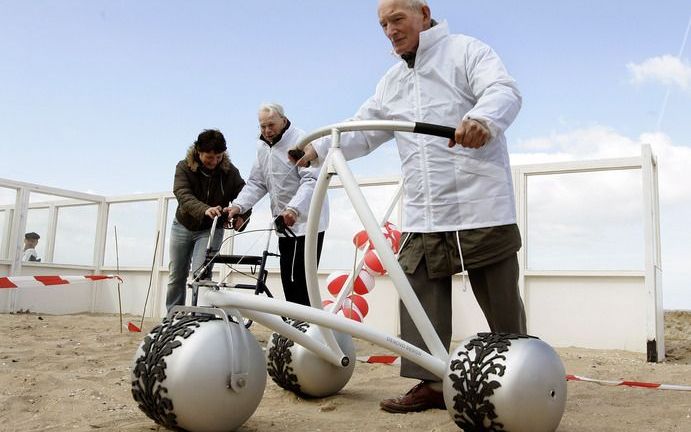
[277,231,325,306]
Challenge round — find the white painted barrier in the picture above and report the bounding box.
[0,145,663,360]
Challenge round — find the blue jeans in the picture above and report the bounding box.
[166,219,224,311]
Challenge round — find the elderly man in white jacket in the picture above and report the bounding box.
[226,103,329,307]
[295,0,526,414]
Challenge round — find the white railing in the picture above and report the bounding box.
[0,144,663,360]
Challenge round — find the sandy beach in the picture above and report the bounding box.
[1,311,690,432]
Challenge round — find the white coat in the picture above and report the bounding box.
[312,21,521,233]
[233,124,329,237]
[22,248,39,262]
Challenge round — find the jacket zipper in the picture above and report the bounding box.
[206,176,212,204]
[267,145,276,217]
[413,69,432,230]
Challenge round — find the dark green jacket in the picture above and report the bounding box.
[173,145,249,231]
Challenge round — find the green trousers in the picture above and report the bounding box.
[399,253,526,381]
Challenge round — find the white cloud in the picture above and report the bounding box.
[511,126,691,204]
[627,55,691,91]
[513,125,639,160]
[640,131,691,202]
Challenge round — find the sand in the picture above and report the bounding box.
[1,311,690,432]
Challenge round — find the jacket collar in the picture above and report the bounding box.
[260,119,292,147]
[401,19,447,68]
[184,145,231,173]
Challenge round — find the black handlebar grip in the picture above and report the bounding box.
[274,214,287,231]
[288,149,310,167]
[274,214,296,238]
[413,122,456,140]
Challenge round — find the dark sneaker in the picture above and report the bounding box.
[380,381,446,413]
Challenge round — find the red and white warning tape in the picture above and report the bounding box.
[0,275,122,289]
[357,357,691,392]
[566,374,691,392]
[356,355,400,365]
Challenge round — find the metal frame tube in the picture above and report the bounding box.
[329,150,448,360]
[241,309,346,367]
[303,134,345,359]
[330,181,403,312]
[295,120,416,150]
[296,120,452,373]
[204,290,446,377]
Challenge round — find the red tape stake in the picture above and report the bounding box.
[356,355,401,365]
[34,275,69,285]
[0,275,122,288]
[127,322,142,332]
[85,275,116,281]
[0,277,18,288]
[356,359,691,392]
[566,374,691,391]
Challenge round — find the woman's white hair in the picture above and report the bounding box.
[258,102,286,119]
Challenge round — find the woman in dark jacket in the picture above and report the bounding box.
[166,129,249,311]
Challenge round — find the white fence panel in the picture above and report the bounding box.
[0,146,664,360]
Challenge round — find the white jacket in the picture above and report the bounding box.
[22,248,38,262]
[313,21,521,233]
[233,124,329,237]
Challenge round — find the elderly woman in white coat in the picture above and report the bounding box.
[226,103,329,307]
[295,0,526,414]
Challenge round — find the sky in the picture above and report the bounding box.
[1,1,690,308]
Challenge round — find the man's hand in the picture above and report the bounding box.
[280,208,298,227]
[448,118,491,149]
[205,206,223,218]
[290,143,318,167]
[223,205,244,230]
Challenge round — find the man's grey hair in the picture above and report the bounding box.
[406,0,428,8]
[258,102,286,119]
[390,0,428,10]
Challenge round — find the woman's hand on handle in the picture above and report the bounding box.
[204,206,223,218]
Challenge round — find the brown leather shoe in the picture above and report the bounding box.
[380,381,446,413]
